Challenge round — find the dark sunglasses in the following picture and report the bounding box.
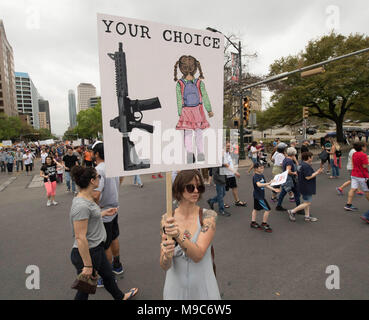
[185,184,205,194]
[93,174,101,180]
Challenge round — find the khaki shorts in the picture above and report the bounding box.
[351,176,369,192]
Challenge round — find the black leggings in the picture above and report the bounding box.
[70,243,124,300]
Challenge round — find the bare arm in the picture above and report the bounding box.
[165,210,217,263]
[73,220,93,273]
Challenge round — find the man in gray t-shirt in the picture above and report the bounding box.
[92,142,125,281]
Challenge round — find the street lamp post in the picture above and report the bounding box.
[206,27,246,159]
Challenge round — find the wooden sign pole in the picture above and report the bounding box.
[166,172,173,243]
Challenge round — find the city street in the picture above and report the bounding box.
[0,157,368,300]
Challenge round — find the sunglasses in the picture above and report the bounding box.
[185,184,205,194]
[93,174,101,180]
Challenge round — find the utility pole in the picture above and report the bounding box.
[206,27,246,159]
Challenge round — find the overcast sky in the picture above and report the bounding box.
[1,0,368,136]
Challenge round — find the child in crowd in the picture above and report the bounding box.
[251,162,280,233]
[287,152,323,222]
[56,158,64,184]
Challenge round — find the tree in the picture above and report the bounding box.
[262,33,369,142]
[75,102,102,140]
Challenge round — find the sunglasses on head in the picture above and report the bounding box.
[185,184,205,194]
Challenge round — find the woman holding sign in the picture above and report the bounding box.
[160,170,220,300]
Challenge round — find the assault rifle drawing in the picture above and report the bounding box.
[108,42,161,171]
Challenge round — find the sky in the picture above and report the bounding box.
[1,0,368,136]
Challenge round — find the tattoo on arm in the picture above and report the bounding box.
[183,230,192,240]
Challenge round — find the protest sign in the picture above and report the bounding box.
[97,14,224,178]
[270,170,288,186]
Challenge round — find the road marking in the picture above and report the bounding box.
[0,176,17,192]
[28,175,44,188]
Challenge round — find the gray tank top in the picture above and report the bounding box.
[163,210,220,300]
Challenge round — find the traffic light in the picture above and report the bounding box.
[243,97,250,124]
[303,107,309,119]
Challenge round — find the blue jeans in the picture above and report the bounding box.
[330,159,339,177]
[133,175,142,185]
[209,184,226,212]
[277,184,301,207]
[65,171,76,192]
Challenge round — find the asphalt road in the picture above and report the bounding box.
[0,158,368,300]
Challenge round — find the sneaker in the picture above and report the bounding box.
[112,263,125,275]
[97,276,117,288]
[52,201,58,206]
[356,190,364,196]
[97,277,104,288]
[250,221,262,230]
[275,205,287,211]
[271,197,278,203]
[219,210,231,217]
[138,184,143,188]
[261,222,273,233]
[336,187,344,196]
[74,191,78,196]
[207,199,214,210]
[344,204,358,211]
[305,216,318,222]
[360,214,369,224]
[46,200,51,207]
[66,188,70,192]
[287,209,296,222]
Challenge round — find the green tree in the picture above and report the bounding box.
[75,103,102,139]
[263,33,369,142]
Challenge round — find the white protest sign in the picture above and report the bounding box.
[270,170,289,186]
[97,14,224,177]
[2,140,12,146]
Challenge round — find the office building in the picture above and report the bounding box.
[68,89,77,128]
[77,83,96,113]
[0,20,17,116]
[89,96,101,108]
[15,72,40,129]
[39,98,51,130]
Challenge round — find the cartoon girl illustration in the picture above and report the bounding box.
[174,55,214,164]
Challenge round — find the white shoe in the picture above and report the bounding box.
[52,201,58,206]
[46,200,51,207]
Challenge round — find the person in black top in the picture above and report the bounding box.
[286,152,323,222]
[300,140,310,154]
[63,147,79,194]
[276,147,301,211]
[40,156,64,207]
[251,162,280,233]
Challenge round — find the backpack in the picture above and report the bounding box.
[178,79,202,107]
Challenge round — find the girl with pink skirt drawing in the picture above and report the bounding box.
[174,55,214,164]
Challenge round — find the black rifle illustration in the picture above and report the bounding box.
[108,42,161,171]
